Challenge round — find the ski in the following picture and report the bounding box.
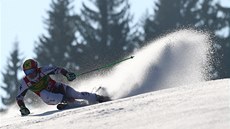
[57,101,88,110]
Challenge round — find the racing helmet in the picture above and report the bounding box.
[23,59,38,75]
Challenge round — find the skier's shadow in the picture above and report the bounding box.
[31,110,62,116]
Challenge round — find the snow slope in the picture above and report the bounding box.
[1,79,230,129]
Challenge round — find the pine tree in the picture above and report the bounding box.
[0,41,22,110]
[35,0,77,68]
[216,4,230,78]
[74,0,138,72]
[144,0,199,42]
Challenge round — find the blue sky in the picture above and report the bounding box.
[0,0,229,84]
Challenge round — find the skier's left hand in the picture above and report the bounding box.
[66,72,76,81]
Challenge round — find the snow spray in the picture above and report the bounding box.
[74,29,213,99]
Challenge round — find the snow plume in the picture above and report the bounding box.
[73,29,213,99]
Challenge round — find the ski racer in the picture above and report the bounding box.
[16,59,110,116]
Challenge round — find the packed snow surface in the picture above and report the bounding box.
[1,79,230,129]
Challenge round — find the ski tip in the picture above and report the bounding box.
[57,103,68,110]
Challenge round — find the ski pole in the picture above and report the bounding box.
[76,56,134,77]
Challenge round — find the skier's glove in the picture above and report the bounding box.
[20,106,30,116]
[66,72,76,81]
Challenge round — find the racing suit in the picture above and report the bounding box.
[16,65,97,108]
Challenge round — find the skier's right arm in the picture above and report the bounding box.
[16,81,30,116]
[41,65,76,81]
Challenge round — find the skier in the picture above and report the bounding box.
[16,59,110,116]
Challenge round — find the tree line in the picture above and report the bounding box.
[1,0,229,111]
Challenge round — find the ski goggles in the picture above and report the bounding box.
[24,68,36,75]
